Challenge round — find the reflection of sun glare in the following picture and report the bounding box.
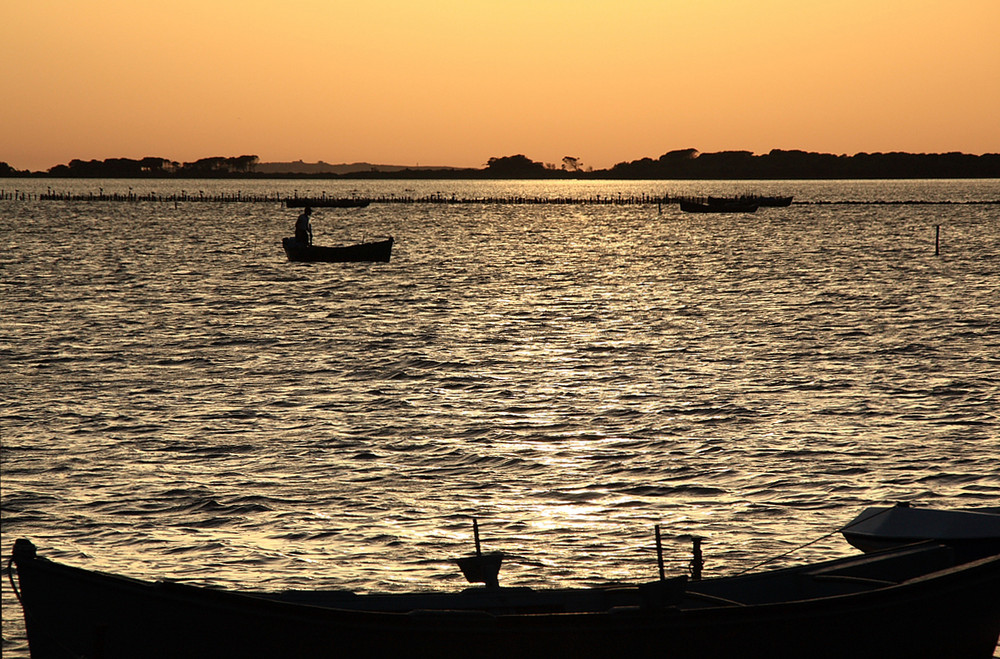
[521,503,606,531]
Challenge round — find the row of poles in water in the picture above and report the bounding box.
[5,189,995,205]
[4,189,690,206]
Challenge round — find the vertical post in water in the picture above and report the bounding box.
[655,524,666,581]
[935,225,940,256]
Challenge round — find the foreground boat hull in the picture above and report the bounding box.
[10,540,1000,659]
[282,237,393,263]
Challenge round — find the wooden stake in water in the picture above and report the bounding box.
[935,225,940,256]
[655,524,665,581]
[690,536,704,581]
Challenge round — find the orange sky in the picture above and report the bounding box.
[4,0,1000,172]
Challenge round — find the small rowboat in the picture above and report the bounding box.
[8,537,1000,659]
[842,503,1000,560]
[708,195,793,207]
[679,200,758,213]
[285,198,371,208]
[282,236,393,263]
[752,195,793,207]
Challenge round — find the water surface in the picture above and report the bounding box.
[2,179,998,656]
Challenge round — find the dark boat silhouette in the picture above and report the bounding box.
[286,198,371,208]
[680,199,759,213]
[708,195,793,208]
[9,536,1000,659]
[282,236,393,263]
[753,195,793,207]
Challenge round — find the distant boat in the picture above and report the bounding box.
[842,503,1000,560]
[753,195,793,207]
[282,237,393,263]
[9,538,1000,659]
[285,198,371,209]
[680,199,758,213]
[707,195,793,208]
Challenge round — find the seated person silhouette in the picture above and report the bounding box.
[294,207,313,245]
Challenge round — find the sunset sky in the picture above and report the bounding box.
[4,0,999,172]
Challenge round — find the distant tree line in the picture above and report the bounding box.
[323,151,1000,180]
[604,149,1000,179]
[3,150,998,179]
[1,155,261,178]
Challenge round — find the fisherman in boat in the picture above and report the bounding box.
[295,206,313,246]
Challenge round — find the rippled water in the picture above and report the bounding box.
[2,179,999,656]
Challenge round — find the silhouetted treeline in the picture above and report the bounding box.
[1,161,26,176]
[3,149,998,179]
[2,155,261,178]
[605,149,1000,179]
